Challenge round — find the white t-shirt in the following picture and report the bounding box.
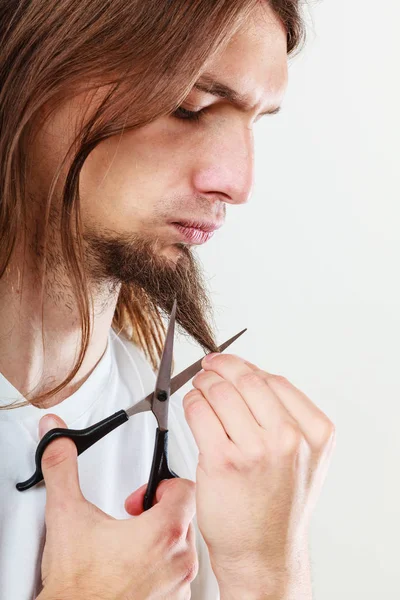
[0,328,220,599]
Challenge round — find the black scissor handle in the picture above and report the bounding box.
[16,409,129,491]
[143,428,178,511]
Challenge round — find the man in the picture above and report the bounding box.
[0,0,335,598]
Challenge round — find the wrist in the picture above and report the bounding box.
[217,570,312,600]
[37,593,106,600]
[37,587,110,600]
[218,583,282,600]
[212,558,284,600]
[216,570,284,600]
[212,547,312,600]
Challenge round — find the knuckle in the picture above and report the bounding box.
[220,456,239,473]
[268,373,291,387]
[314,418,336,449]
[183,388,200,405]
[181,551,199,583]
[192,370,213,386]
[180,479,196,501]
[245,441,267,465]
[237,370,266,390]
[185,400,206,421]
[208,353,231,369]
[163,523,186,551]
[41,439,74,470]
[326,418,336,439]
[185,398,207,420]
[278,422,303,456]
[213,446,241,474]
[208,380,232,400]
[183,391,205,417]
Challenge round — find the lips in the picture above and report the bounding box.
[170,220,223,245]
[172,220,223,233]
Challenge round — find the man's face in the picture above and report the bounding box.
[31,3,287,349]
[37,4,287,258]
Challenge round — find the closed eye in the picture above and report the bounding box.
[172,103,279,124]
[172,106,208,123]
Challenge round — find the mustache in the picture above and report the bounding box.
[155,195,226,223]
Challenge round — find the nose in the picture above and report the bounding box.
[191,124,254,206]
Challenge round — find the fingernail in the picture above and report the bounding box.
[39,415,59,438]
[203,352,219,364]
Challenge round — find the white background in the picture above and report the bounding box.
[173,1,400,598]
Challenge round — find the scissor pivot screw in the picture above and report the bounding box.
[157,390,168,402]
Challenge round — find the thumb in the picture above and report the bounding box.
[38,414,83,506]
[153,478,196,527]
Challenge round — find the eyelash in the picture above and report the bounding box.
[172,106,207,123]
[172,105,267,125]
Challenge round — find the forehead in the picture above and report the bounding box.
[201,4,288,110]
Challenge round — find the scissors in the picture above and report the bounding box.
[16,299,246,511]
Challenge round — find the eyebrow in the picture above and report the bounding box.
[193,72,281,117]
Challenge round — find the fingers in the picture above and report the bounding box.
[38,414,84,508]
[183,387,237,457]
[240,360,335,451]
[124,479,187,517]
[260,373,336,451]
[201,353,335,452]
[125,481,198,555]
[199,354,297,433]
[152,478,196,533]
[124,482,148,516]
[190,369,261,451]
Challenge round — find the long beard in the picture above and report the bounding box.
[84,229,218,352]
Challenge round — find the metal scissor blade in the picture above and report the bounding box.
[154,299,177,397]
[170,327,247,394]
[125,327,247,418]
[125,396,153,417]
[149,299,177,430]
[215,327,247,354]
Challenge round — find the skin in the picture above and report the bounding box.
[37,415,199,600]
[0,3,287,406]
[3,3,336,599]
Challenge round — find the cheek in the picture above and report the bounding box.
[79,131,167,230]
[78,118,194,233]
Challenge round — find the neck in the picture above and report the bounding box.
[0,244,119,409]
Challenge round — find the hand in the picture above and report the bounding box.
[36,414,198,600]
[183,353,336,599]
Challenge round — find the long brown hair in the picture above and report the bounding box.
[0,0,306,409]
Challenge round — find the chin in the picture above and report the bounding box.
[159,243,186,263]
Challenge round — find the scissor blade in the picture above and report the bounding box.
[125,327,247,418]
[170,327,247,395]
[215,327,247,354]
[155,299,177,395]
